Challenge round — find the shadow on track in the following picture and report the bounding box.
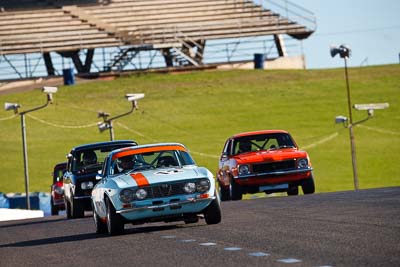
[0,222,206,248]
[0,232,104,248]
[0,217,66,229]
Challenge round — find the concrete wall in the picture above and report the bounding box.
[216,55,306,70]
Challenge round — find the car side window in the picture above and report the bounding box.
[222,139,232,156]
[102,157,109,177]
[67,154,73,172]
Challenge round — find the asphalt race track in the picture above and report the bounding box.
[1,187,399,267]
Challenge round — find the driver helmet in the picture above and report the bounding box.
[117,155,135,172]
[82,150,97,165]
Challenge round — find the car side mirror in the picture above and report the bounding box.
[96,170,103,181]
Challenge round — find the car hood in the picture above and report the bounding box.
[233,148,308,164]
[111,166,209,188]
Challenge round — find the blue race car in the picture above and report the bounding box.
[91,143,221,235]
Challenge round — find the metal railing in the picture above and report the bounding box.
[0,36,304,80]
[254,0,316,31]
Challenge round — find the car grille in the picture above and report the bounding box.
[145,183,186,198]
[252,160,296,173]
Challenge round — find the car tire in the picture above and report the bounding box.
[219,182,231,201]
[302,175,315,194]
[230,178,243,201]
[51,199,58,216]
[72,198,84,218]
[92,203,107,234]
[106,197,124,235]
[203,194,221,225]
[66,199,72,219]
[287,185,299,196]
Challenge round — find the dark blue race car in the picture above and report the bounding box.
[63,140,137,219]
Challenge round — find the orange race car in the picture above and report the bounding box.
[217,130,315,201]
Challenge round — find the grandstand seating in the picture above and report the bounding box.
[0,0,315,76]
[0,8,121,55]
[79,0,312,44]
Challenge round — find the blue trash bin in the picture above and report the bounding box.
[254,53,265,69]
[62,68,75,85]
[8,193,40,210]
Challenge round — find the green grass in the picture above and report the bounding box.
[0,65,399,193]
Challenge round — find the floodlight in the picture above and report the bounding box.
[42,86,57,102]
[4,102,21,113]
[98,94,144,141]
[125,93,145,102]
[42,86,58,94]
[353,103,389,111]
[353,102,389,118]
[335,116,348,124]
[330,44,351,58]
[97,122,110,132]
[97,111,110,118]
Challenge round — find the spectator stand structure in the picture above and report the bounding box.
[0,0,316,81]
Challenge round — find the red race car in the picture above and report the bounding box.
[50,162,67,215]
[217,130,315,201]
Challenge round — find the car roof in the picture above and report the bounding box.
[70,140,137,152]
[110,143,188,160]
[231,130,289,139]
[54,162,67,169]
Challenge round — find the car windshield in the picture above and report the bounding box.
[72,144,135,174]
[109,149,195,175]
[232,133,296,155]
[53,165,66,183]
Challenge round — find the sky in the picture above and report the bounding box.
[291,0,400,69]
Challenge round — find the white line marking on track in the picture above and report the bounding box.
[199,242,217,246]
[248,252,270,257]
[277,258,302,263]
[180,239,196,243]
[224,247,242,251]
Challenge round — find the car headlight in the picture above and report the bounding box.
[135,188,148,200]
[238,164,250,176]
[81,181,94,190]
[54,186,64,195]
[120,189,135,203]
[183,182,196,194]
[298,158,308,169]
[196,179,210,193]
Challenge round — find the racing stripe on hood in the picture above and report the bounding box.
[130,173,149,187]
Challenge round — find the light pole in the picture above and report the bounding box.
[4,86,57,209]
[97,93,144,141]
[330,44,361,190]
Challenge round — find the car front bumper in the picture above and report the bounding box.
[234,168,313,185]
[116,196,215,221]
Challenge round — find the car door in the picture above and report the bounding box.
[63,153,74,202]
[92,157,109,218]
